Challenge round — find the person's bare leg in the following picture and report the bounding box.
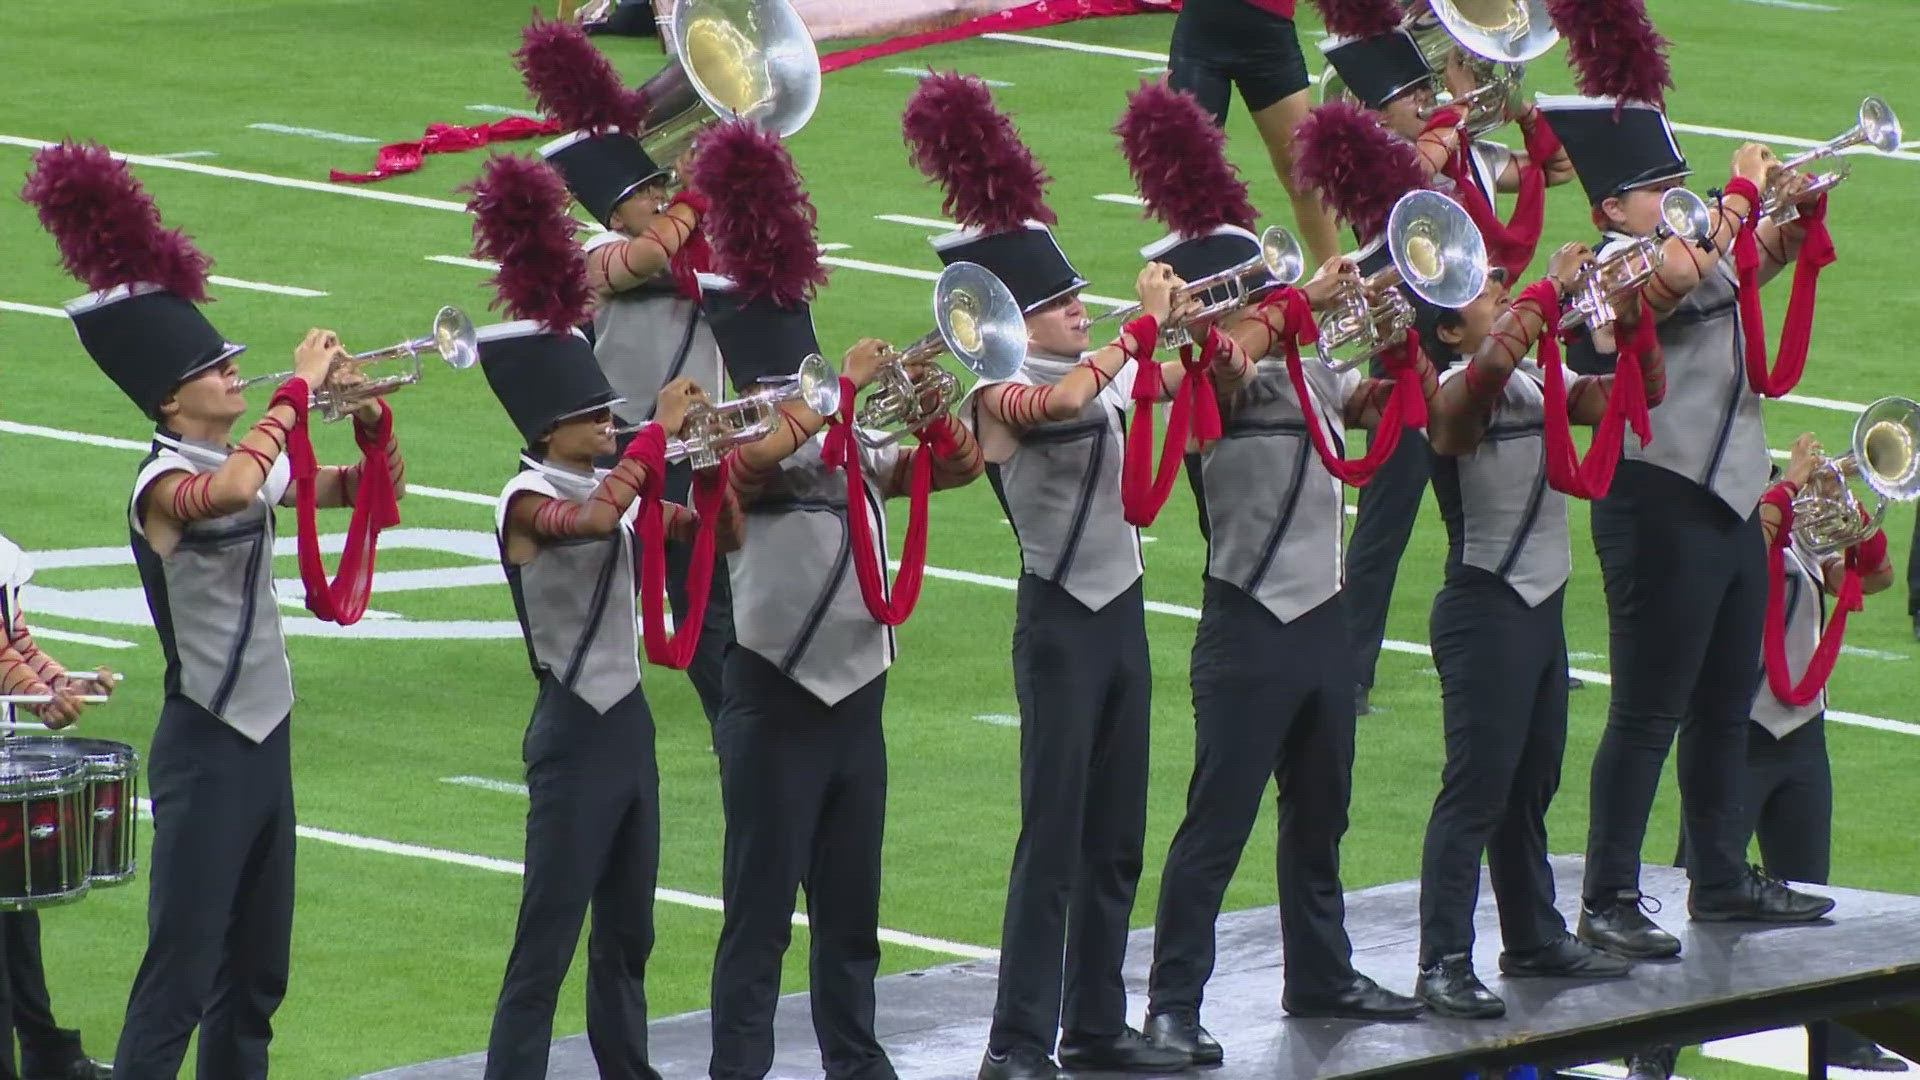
[1251,88,1341,266]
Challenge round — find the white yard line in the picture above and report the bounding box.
[152,150,218,160]
[0,301,64,318]
[246,122,378,144]
[887,67,1011,87]
[875,213,957,230]
[25,626,137,649]
[1732,0,1841,10]
[207,275,327,298]
[465,104,544,120]
[980,31,1169,62]
[1096,193,1146,207]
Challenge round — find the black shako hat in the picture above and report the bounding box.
[478,321,621,445]
[699,274,824,394]
[930,223,1089,313]
[1536,94,1691,207]
[540,129,672,228]
[1320,29,1433,111]
[65,285,245,420]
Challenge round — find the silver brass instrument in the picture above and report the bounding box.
[1096,227,1306,349]
[1791,396,1920,557]
[619,353,841,470]
[855,262,1025,449]
[1318,190,1489,372]
[238,307,479,423]
[1762,96,1901,224]
[1558,188,1714,332]
[635,0,821,180]
[1416,0,1558,137]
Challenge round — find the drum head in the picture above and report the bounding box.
[5,737,133,778]
[0,748,85,793]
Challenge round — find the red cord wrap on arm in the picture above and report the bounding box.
[1856,527,1889,571]
[1118,314,1200,526]
[1722,177,1836,397]
[822,377,933,626]
[1760,481,1863,706]
[1539,286,1654,500]
[636,424,730,669]
[271,384,400,626]
[1267,289,1424,487]
[1431,113,1558,281]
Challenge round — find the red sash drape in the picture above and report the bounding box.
[822,378,936,626]
[329,116,565,184]
[1721,177,1837,398]
[1426,110,1561,282]
[638,450,729,670]
[1759,484,1862,706]
[271,384,400,626]
[1119,319,1222,527]
[1530,281,1655,500]
[1259,290,1425,487]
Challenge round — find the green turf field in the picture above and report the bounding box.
[2,1,1917,1076]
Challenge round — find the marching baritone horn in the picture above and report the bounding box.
[1556,188,1714,333]
[617,354,842,470]
[633,0,821,182]
[1095,227,1306,348]
[1416,0,1559,137]
[854,262,1025,449]
[1791,396,1920,557]
[1317,190,1489,373]
[238,306,479,422]
[1761,96,1902,223]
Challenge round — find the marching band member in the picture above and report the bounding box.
[902,74,1207,1080]
[519,16,734,725]
[467,153,737,1080]
[1537,8,1835,958]
[693,120,983,1080]
[0,540,116,1080]
[24,142,407,1078]
[1411,244,1661,1019]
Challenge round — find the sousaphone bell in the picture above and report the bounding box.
[635,0,821,177]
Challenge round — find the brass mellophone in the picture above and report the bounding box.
[1317,190,1489,373]
[1096,227,1306,349]
[853,262,1025,449]
[238,307,478,422]
[1558,188,1715,333]
[1791,397,1920,557]
[1761,96,1902,224]
[618,353,842,471]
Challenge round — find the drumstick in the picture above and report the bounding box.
[0,695,111,705]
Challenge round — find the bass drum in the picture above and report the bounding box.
[0,744,91,911]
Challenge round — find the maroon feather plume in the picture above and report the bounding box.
[20,141,212,302]
[515,16,645,134]
[902,72,1055,234]
[689,120,827,309]
[1291,102,1426,240]
[1117,81,1257,237]
[1308,0,1405,39]
[1547,0,1672,108]
[463,154,593,331]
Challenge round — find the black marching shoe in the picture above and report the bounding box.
[1355,685,1373,717]
[1144,1010,1222,1067]
[1689,865,1835,923]
[1578,890,1682,959]
[1416,954,1505,1019]
[25,1061,112,1080]
[1283,974,1425,1021]
[1500,933,1634,979]
[1569,675,1586,690]
[1625,1045,1678,1080]
[979,1046,1063,1080]
[1057,1027,1192,1073]
[1829,1030,1911,1072]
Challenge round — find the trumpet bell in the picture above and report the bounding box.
[1659,188,1714,245]
[1859,96,1903,154]
[1388,190,1489,309]
[1261,226,1306,286]
[637,0,820,170]
[795,352,842,417]
[1793,396,1920,555]
[1428,0,1559,64]
[933,262,1025,382]
[430,306,481,370]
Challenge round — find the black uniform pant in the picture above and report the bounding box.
[1418,571,1571,966]
[0,911,88,1080]
[1907,503,1919,618]
[1149,584,1358,1012]
[1344,431,1432,693]
[989,576,1151,1055]
[710,649,891,1080]
[1585,462,1765,901]
[114,698,295,1080]
[1167,0,1312,122]
[485,679,661,1080]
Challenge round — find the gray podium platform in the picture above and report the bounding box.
[364,858,1920,1079]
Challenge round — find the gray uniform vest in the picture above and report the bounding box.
[586,231,726,426]
[495,459,644,715]
[130,436,295,742]
[1195,359,1354,623]
[1751,539,1828,738]
[0,536,33,728]
[1432,361,1571,606]
[969,353,1144,613]
[728,437,903,707]
[1604,232,1770,515]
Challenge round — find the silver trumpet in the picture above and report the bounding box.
[619,354,842,470]
[854,263,1025,449]
[1096,227,1306,349]
[1558,188,1714,333]
[1791,397,1920,557]
[239,307,479,423]
[1761,96,1902,224]
[1318,190,1489,372]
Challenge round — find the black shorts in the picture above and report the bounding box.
[1168,0,1312,124]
